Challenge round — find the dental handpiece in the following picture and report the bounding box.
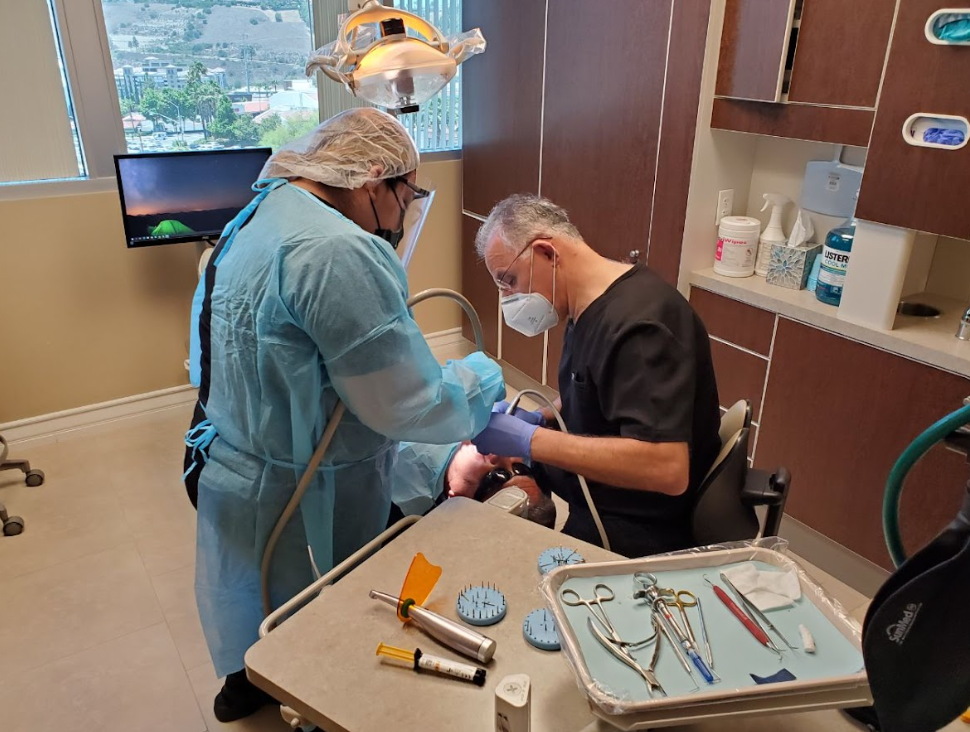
[370,590,497,663]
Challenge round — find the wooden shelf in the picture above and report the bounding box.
[711,98,874,147]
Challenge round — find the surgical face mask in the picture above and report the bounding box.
[500,249,559,337]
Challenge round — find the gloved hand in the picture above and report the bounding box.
[446,443,498,499]
[472,412,540,461]
[493,400,545,426]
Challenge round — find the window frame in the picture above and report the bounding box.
[0,0,123,199]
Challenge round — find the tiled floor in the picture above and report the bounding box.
[0,343,962,731]
[0,342,476,732]
[0,403,216,732]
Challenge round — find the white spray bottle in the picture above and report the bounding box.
[755,193,791,277]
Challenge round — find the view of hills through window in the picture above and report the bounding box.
[101,0,462,155]
[101,0,319,153]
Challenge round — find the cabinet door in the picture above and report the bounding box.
[787,0,895,108]
[461,0,546,218]
[715,0,797,103]
[461,215,498,356]
[756,319,970,570]
[539,0,672,262]
[856,0,970,239]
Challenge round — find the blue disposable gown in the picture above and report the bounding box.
[192,182,504,677]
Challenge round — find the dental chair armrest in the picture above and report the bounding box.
[741,467,792,538]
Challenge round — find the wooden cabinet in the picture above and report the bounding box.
[756,318,970,570]
[689,287,775,356]
[689,288,970,570]
[712,0,894,145]
[461,0,545,218]
[540,0,672,263]
[787,0,895,108]
[716,0,797,103]
[688,287,774,418]
[709,339,769,417]
[856,0,970,239]
[461,0,711,384]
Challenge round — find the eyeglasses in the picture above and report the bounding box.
[392,176,431,201]
[495,236,549,292]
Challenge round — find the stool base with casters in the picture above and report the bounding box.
[0,435,45,487]
[0,503,24,536]
[0,434,45,537]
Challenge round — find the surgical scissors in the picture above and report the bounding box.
[662,589,699,645]
[662,588,714,668]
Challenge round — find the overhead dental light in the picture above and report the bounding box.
[306,0,486,114]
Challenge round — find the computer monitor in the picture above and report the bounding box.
[115,148,272,248]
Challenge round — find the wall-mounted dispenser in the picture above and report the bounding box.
[925,9,970,45]
[902,113,969,150]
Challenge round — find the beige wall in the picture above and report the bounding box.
[0,158,463,424]
[925,236,970,301]
[408,157,464,333]
[744,137,867,241]
[0,189,199,423]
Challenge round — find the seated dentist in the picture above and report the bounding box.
[468,194,722,558]
[182,108,505,722]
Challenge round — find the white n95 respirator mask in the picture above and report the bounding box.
[501,292,559,337]
[500,247,559,337]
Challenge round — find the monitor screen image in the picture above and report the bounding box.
[115,148,272,248]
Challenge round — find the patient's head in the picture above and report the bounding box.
[474,457,557,529]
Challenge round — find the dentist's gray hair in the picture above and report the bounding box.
[475,194,581,258]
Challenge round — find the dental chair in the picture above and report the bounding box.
[0,434,44,536]
[690,399,791,545]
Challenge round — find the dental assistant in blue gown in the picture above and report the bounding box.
[183,108,505,722]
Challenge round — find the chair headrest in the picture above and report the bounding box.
[702,426,744,484]
[719,399,749,445]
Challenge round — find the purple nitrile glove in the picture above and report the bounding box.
[472,412,540,461]
[492,400,545,426]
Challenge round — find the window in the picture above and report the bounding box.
[1,0,461,193]
[0,1,85,184]
[98,0,320,154]
[392,0,463,153]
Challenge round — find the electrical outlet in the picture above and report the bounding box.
[716,189,735,225]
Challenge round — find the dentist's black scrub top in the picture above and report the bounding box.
[539,264,721,557]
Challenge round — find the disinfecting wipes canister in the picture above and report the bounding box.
[714,216,761,278]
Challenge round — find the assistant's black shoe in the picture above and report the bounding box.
[213,669,277,723]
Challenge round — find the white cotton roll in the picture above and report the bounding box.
[799,624,816,653]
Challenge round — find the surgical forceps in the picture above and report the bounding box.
[587,616,666,697]
[562,584,618,637]
[634,573,718,686]
[561,584,655,649]
[662,588,715,668]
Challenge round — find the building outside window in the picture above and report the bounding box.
[99,0,320,154]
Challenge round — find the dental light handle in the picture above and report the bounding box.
[261,289,488,616]
[370,590,497,663]
[506,389,610,552]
